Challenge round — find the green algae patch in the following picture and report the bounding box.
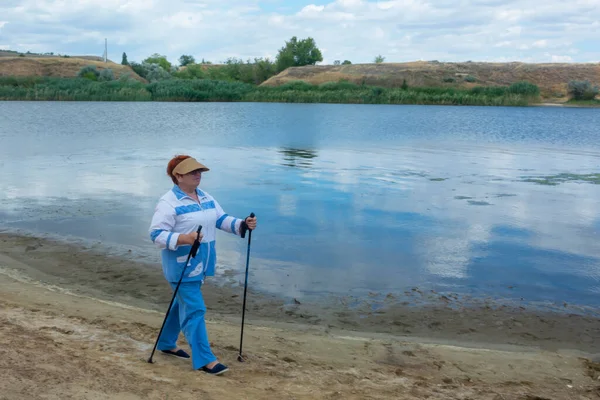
[520,173,600,186]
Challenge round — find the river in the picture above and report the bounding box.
[1,101,599,310]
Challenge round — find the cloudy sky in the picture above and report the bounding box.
[0,0,599,65]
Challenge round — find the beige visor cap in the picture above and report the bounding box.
[172,157,210,175]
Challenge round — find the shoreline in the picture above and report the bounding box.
[1,231,599,353]
[1,232,600,399]
[533,102,600,108]
[1,98,599,108]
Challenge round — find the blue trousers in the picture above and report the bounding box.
[156,281,217,370]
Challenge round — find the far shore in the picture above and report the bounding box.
[0,75,567,107]
[3,98,599,107]
[1,96,598,108]
[533,101,600,108]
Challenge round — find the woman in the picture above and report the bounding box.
[149,154,257,375]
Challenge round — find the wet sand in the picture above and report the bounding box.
[1,232,600,399]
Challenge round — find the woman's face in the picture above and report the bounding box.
[176,169,202,188]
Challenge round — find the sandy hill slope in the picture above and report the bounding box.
[0,56,145,82]
[261,61,600,99]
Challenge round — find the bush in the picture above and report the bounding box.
[371,87,384,96]
[0,76,44,87]
[464,75,476,82]
[119,72,133,83]
[98,68,115,82]
[146,79,254,102]
[507,81,540,97]
[471,86,507,96]
[145,64,171,82]
[568,80,599,101]
[443,77,456,83]
[318,80,359,91]
[129,62,148,79]
[277,80,314,91]
[77,65,100,81]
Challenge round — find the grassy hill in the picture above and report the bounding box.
[0,50,106,62]
[0,56,145,82]
[261,61,600,101]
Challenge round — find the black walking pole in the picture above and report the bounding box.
[237,212,255,362]
[147,225,202,364]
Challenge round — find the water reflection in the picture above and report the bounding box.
[1,102,600,308]
[279,147,318,169]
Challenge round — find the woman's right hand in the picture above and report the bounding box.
[177,231,203,246]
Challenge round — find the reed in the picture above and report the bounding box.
[0,76,539,106]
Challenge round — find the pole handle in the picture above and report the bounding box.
[241,212,255,239]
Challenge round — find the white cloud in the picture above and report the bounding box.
[0,0,599,64]
[298,4,325,15]
[551,55,574,62]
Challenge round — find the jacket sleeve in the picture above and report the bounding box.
[214,198,243,236]
[149,199,181,250]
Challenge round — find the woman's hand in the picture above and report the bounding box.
[178,231,203,246]
[245,215,257,230]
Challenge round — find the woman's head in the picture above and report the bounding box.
[167,155,210,188]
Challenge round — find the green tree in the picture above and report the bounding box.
[222,57,250,82]
[275,36,323,73]
[374,55,385,64]
[179,54,195,66]
[121,52,129,65]
[251,57,276,84]
[129,62,147,79]
[143,53,172,71]
[342,60,352,65]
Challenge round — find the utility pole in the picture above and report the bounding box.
[103,38,107,63]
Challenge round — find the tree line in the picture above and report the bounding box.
[114,37,389,85]
[118,36,330,85]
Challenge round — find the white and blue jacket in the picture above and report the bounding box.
[149,185,244,283]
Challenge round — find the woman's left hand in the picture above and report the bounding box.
[245,215,257,230]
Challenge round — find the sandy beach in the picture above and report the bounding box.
[1,232,599,400]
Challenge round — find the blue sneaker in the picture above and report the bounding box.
[160,349,190,359]
[201,363,229,375]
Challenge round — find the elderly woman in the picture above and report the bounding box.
[149,154,257,375]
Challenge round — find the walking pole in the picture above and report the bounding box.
[237,212,255,362]
[147,225,202,363]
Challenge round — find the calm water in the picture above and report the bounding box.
[1,101,600,308]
